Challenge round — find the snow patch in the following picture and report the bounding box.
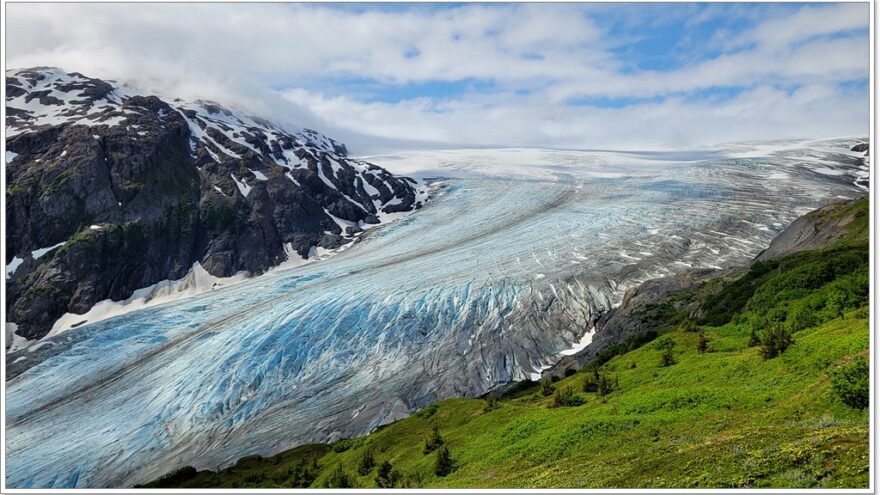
[231,174,252,197]
[5,323,35,353]
[45,262,249,338]
[6,257,24,278]
[529,364,553,381]
[32,242,66,260]
[559,329,596,356]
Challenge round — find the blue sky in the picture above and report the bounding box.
[6,2,871,151]
[273,3,867,104]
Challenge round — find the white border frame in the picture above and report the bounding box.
[0,1,875,493]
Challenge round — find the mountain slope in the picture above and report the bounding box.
[140,197,869,489]
[5,67,425,340]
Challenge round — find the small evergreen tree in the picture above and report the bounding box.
[582,368,599,393]
[327,464,351,488]
[423,425,444,454]
[434,447,454,477]
[659,347,676,367]
[357,448,376,476]
[596,372,614,396]
[375,460,400,488]
[584,367,618,396]
[696,332,709,354]
[683,318,699,332]
[289,459,305,488]
[483,396,499,412]
[539,378,555,396]
[759,323,794,359]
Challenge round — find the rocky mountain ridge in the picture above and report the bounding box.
[5,67,425,340]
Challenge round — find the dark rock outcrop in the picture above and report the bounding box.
[754,198,865,261]
[5,67,424,340]
[850,142,869,153]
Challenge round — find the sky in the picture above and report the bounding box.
[5,2,870,153]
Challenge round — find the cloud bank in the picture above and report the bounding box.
[5,3,870,153]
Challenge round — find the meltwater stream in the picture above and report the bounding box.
[5,141,868,487]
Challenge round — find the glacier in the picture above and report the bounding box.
[4,138,869,488]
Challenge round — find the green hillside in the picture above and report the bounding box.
[140,198,869,489]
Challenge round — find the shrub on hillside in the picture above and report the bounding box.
[540,378,555,397]
[416,404,439,419]
[399,467,430,488]
[652,338,675,351]
[357,448,376,475]
[583,367,618,396]
[759,323,794,359]
[583,372,598,393]
[659,347,676,367]
[289,457,318,488]
[434,447,454,477]
[423,425,444,455]
[696,332,709,353]
[375,460,400,488]
[550,386,585,407]
[748,328,761,347]
[326,464,352,488]
[332,439,354,453]
[831,358,869,409]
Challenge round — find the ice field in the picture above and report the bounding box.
[5,139,869,487]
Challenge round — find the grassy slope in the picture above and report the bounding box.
[141,198,869,489]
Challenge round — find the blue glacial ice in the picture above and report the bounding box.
[4,140,869,487]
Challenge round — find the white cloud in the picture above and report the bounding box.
[4,3,869,152]
[283,83,867,152]
[728,3,868,49]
